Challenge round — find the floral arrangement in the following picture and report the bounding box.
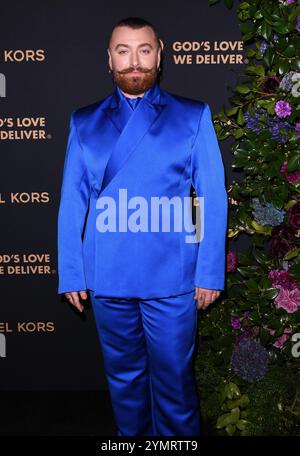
[196,0,300,436]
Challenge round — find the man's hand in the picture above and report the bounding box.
[64,290,88,313]
[194,287,221,310]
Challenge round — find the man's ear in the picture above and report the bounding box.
[107,48,112,70]
[157,39,164,69]
[157,49,161,69]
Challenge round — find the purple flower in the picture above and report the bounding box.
[227,251,238,273]
[244,108,293,143]
[271,224,299,257]
[288,202,300,229]
[231,316,241,330]
[235,330,253,345]
[281,161,300,184]
[231,339,269,383]
[268,269,298,290]
[297,15,300,32]
[275,100,292,118]
[235,327,259,346]
[260,41,268,56]
[296,122,300,135]
[274,287,300,313]
[261,75,280,94]
[244,110,261,133]
[273,327,293,349]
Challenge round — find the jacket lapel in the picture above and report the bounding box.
[99,81,167,195]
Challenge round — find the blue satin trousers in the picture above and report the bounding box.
[90,290,201,436]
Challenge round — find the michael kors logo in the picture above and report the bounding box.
[3,49,45,62]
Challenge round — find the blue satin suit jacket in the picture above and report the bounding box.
[57,81,228,299]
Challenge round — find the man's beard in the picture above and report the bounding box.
[112,65,158,96]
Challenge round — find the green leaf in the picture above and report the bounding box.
[246,48,256,58]
[273,22,290,35]
[236,84,250,94]
[286,154,300,172]
[236,419,249,431]
[252,248,266,264]
[226,398,241,410]
[216,408,240,428]
[248,310,261,324]
[216,413,232,429]
[226,394,250,410]
[263,47,275,68]
[284,247,300,260]
[226,383,241,399]
[267,319,281,331]
[260,328,273,345]
[227,106,239,116]
[229,407,240,424]
[239,395,250,408]
[237,109,245,126]
[255,65,265,76]
[240,22,253,34]
[233,128,245,139]
[251,220,272,235]
[261,288,279,300]
[254,10,263,19]
[291,57,300,72]
[226,424,236,435]
[239,2,250,10]
[237,266,255,277]
[279,59,291,75]
[245,279,259,291]
[284,44,295,58]
[260,22,272,40]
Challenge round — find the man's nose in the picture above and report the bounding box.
[130,51,141,68]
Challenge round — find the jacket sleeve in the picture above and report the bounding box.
[57,111,90,294]
[191,102,228,291]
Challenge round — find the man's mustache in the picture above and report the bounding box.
[117,66,154,74]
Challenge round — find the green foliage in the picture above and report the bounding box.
[201,0,300,436]
[216,382,251,436]
[246,364,300,435]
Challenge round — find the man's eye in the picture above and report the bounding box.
[118,50,127,54]
[141,49,150,54]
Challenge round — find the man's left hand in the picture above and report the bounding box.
[194,287,221,310]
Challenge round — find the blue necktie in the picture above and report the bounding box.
[125,96,142,110]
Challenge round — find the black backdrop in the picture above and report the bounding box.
[0,0,244,391]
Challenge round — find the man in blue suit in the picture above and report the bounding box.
[57,17,228,436]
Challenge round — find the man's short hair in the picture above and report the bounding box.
[108,16,161,50]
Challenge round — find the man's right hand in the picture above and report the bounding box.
[64,291,88,313]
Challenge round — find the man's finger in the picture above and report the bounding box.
[72,292,84,312]
[202,291,219,309]
[194,288,222,310]
[66,292,84,313]
[197,293,205,310]
[79,290,88,300]
[198,291,213,310]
